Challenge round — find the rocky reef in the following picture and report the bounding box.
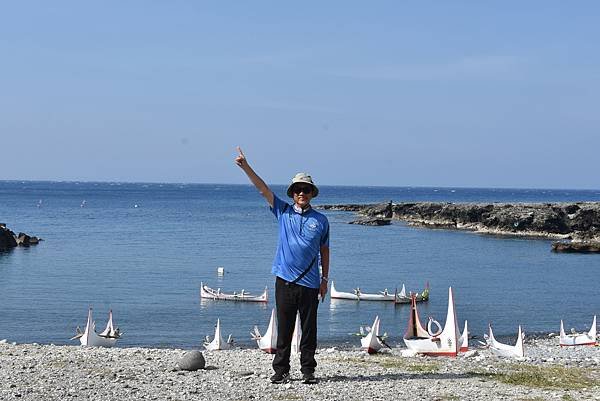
[0,224,42,251]
[320,201,600,252]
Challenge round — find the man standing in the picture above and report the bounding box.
[235,147,330,384]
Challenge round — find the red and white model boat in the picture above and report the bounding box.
[485,324,525,358]
[403,287,459,356]
[560,315,597,347]
[360,315,389,354]
[251,308,278,354]
[71,308,122,347]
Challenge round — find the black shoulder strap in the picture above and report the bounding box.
[291,254,317,284]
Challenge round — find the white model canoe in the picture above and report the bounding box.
[71,308,121,347]
[560,315,597,347]
[458,320,469,352]
[330,281,396,301]
[204,318,234,351]
[291,311,302,355]
[200,282,268,303]
[395,282,430,304]
[403,287,459,356]
[251,308,278,354]
[485,324,525,358]
[360,315,388,354]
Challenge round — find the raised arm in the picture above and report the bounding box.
[235,146,274,207]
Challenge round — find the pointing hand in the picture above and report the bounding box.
[235,146,247,168]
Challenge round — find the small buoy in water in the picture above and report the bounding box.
[134,204,139,208]
[217,267,225,276]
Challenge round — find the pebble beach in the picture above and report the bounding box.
[1,338,598,401]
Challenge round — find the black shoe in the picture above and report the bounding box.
[270,372,290,384]
[302,372,318,384]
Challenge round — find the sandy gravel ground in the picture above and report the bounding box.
[1,338,599,401]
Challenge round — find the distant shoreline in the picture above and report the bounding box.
[321,201,600,250]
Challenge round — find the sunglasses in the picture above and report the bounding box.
[293,185,313,194]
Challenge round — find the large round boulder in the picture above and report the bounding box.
[177,351,206,371]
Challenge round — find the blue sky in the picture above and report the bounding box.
[1,1,598,189]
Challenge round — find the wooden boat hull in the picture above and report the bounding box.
[487,324,524,358]
[204,318,232,351]
[77,308,120,348]
[330,281,396,301]
[560,315,597,346]
[396,282,430,304]
[200,282,268,302]
[458,320,469,352]
[291,311,301,355]
[251,308,278,354]
[403,287,459,356]
[360,315,385,354]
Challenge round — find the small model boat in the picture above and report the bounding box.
[403,287,459,356]
[458,320,469,352]
[560,315,597,347]
[485,324,524,358]
[360,315,389,354]
[291,311,301,355]
[330,281,396,301]
[395,282,430,304]
[200,282,268,303]
[204,318,234,351]
[251,308,278,354]
[71,308,122,347]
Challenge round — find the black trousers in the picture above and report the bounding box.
[272,276,320,375]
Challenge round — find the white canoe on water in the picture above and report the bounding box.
[251,308,277,354]
[560,315,597,347]
[485,324,525,358]
[201,282,268,303]
[403,287,459,356]
[330,281,396,301]
[204,318,234,351]
[395,282,430,304]
[71,308,122,347]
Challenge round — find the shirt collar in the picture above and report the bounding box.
[293,203,311,214]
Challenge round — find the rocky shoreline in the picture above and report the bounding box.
[320,202,600,252]
[0,224,42,250]
[1,339,598,400]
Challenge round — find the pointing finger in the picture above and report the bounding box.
[236,146,245,158]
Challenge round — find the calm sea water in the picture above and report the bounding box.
[1,181,599,348]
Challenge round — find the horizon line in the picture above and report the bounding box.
[1,179,599,193]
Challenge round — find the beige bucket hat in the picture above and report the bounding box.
[286,172,319,198]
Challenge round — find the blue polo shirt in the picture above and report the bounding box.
[270,195,330,289]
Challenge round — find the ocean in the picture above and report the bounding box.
[1,181,599,349]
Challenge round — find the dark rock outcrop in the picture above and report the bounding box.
[0,225,42,251]
[552,241,600,253]
[320,201,600,252]
[0,225,18,250]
